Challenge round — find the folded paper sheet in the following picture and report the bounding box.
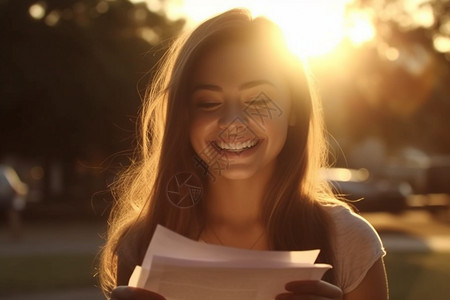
[129,225,332,300]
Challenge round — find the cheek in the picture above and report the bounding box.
[189,115,214,153]
[263,110,290,151]
[189,121,202,154]
[257,92,292,136]
[273,118,290,145]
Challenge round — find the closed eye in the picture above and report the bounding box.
[196,102,221,110]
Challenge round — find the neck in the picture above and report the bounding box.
[201,160,276,250]
[205,164,274,229]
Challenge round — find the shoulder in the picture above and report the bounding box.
[324,204,381,242]
[322,204,386,293]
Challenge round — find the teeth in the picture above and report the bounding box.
[215,140,258,151]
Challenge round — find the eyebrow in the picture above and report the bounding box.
[191,79,275,94]
[238,79,275,91]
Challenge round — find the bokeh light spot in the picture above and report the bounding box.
[96,1,109,14]
[45,10,60,26]
[29,2,46,20]
[345,10,376,45]
[139,27,160,44]
[385,47,400,61]
[433,34,450,53]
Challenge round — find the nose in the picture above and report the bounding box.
[218,100,249,130]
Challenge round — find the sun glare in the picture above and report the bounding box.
[345,10,376,45]
[170,0,376,58]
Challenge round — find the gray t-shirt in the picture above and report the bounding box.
[325,204,386,293]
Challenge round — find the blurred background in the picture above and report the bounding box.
[0,0,449,299]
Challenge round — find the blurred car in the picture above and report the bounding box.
[383,158,450,217]
[322,168,411,213]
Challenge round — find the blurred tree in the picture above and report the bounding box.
[318,0,450,165]
[0,0,184,209]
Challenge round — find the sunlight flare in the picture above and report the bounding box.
[345,10,376,45]
[170,0,376,58]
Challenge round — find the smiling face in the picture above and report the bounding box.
[189,42,292,181]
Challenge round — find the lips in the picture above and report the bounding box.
[213,139,260,153]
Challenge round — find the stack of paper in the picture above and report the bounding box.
[129,225,331,300]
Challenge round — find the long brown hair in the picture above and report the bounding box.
[99,8,344,296]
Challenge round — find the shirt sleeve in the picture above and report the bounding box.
[326,205,386,294]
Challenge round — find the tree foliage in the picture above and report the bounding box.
[0,0,184,207]
[317,0,450,161]
[0,0,184,161]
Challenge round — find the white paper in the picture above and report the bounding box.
[129,225,332,300]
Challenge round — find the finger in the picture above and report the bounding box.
[285,281,343,299]
[111,286,166,300]
[276,292,295,300]
[276,293,331,300]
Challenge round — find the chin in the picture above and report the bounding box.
[214,167,258,181]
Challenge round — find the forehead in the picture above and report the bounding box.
[190,42,285,88]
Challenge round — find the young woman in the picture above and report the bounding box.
[100,8,388,300]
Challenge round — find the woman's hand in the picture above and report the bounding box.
[111,286,166,300]
[276,280,343,300]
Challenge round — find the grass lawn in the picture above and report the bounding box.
[385,252,450,300]
[0,253,98,293]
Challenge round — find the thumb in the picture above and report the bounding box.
[111,286,166,300]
